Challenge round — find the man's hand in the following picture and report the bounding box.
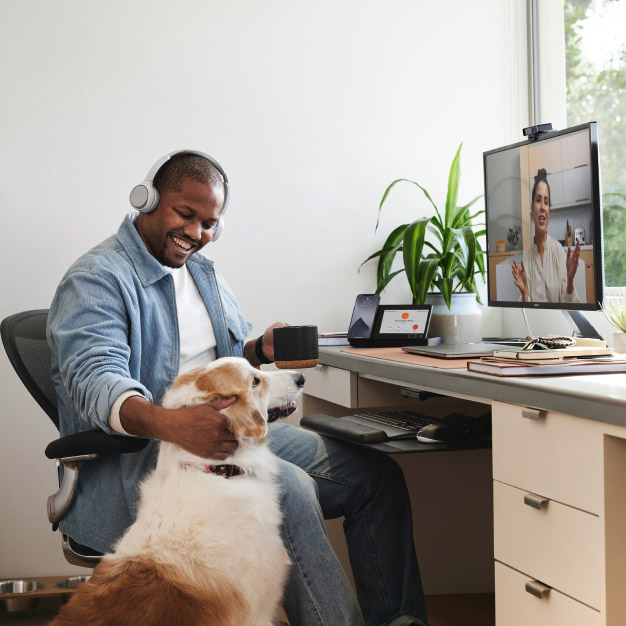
[244,321,290,365]
[119,395,238,460]
[260,322,289,361]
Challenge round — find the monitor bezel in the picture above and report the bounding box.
[483,121,604,312]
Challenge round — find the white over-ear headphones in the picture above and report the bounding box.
[129,149,230,242]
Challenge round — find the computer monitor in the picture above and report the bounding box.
[483,122,603,319]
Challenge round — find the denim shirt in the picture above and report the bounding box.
[47,214,253,552]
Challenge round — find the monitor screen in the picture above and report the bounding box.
[483,122,603,311]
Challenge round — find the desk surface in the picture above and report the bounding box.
[318,346,626,428]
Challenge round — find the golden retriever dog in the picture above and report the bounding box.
[50,357,305,626]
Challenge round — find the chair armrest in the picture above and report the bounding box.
[45,430,150,525]
[45,429,149,459]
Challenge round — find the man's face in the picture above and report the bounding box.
[134,177,225,268]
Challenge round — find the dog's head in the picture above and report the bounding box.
[162,357,305,440]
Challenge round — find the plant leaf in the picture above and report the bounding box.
[474,240,486,278]
[415,259,440,304]
[438,277,454,309]
[445,144,463,229]
[601,296,626,333]
[459,194,484,217]
[376,269,405,293]
[402,218,431,301]
[376,224,408,290]
[451,226,477,285]
[376,179,439,231]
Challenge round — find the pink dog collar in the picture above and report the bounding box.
[181,463,245,478]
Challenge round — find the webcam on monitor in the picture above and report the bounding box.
[522,123,553,142]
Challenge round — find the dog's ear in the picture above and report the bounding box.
[228,404,267,440]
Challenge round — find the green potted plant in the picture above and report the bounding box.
[601,295,626,353]
[361,143,486,309]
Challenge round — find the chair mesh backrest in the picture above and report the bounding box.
[1,310,59,429]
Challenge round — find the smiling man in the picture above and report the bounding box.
[134,158,224,267]
[47,151,428,626]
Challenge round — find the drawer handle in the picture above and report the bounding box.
[524,493,549,510]
[525,580,551,599]
[314,364,326,372]
[521,408,547,421]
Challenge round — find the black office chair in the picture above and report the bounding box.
[1,309,148,567]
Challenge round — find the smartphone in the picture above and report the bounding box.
[347,294,381,340]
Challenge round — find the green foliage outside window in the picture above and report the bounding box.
[565,0,626,286]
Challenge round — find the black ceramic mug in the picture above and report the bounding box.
[273,325,319,369]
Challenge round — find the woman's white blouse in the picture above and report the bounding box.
[522,234,581,303]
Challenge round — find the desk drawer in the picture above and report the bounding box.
[495,562,601,626]
[494,480,601,609]
[492,401,603,514]
[303,365,357,408]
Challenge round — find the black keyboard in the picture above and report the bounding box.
[354,410,442,432]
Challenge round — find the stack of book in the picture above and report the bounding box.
[467,356,626,377]
[467,340,626,376]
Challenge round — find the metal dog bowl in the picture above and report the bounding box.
[0,579,45,612]
[54,576,90,590]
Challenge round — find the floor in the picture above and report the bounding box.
[425,594,495,626]
[0,594,496,625]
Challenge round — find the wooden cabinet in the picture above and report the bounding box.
[562,129,590,170]
[494,480,601,608]
[493,402,602,620]
[546,170,564,206]
[527,129,592,212]
[487,251,519,301]
[562,165,592,206]
[528,140,562,177]
[580,249,595,304]
[495,562,601,626]
[492,401,626,625]
[528,129,589,176]
[492,404,602,514]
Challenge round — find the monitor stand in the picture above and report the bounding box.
[562,310,604,341]
[484,309,605,345]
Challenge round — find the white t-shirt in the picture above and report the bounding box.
[109,263,218,434]
[167,264,218,373]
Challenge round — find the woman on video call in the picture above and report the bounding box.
[512,168,581,303]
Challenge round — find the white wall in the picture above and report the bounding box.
[0,0,547,578]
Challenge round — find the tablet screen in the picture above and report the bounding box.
[377,307,430,336]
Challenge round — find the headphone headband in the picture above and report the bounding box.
[129,149,229,241]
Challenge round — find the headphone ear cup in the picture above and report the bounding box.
[130,182,160,213]
[212,217,225,242]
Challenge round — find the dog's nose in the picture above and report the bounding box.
[296,373,306,387]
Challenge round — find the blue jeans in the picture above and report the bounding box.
[268,423,427,626]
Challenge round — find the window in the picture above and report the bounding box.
[534,0,626,289]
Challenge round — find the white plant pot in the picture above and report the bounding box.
[426,292,483,345]
[614,332,626,354]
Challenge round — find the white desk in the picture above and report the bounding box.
[302,347,626,626]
